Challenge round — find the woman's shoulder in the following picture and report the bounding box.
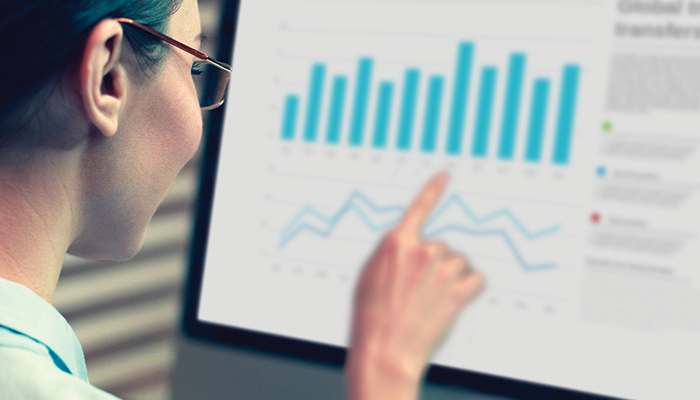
[0,347,121,400]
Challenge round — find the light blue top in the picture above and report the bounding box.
[0,277,118,399]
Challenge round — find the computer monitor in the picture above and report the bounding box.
[184,1,700,399]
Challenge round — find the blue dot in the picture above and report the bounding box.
[596,166,607,177]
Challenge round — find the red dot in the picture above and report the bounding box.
[591,213,601,224]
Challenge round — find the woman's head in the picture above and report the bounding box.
[0,0,205,261]
[1,0,182,138]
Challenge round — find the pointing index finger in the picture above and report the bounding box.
[400,172,449,236]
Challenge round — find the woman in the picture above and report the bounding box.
[0,0,484,399]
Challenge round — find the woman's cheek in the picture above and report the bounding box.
[153,62,203,170]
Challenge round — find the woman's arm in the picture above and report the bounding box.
[346,173,485,400]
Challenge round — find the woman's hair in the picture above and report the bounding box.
[0,0,184,143]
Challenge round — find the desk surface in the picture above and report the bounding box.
[173,336,511,400]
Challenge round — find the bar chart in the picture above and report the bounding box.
[280,42,581,166]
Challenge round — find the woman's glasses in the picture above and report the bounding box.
[115,18,231,111]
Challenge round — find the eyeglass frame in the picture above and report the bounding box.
[115,17,232,111]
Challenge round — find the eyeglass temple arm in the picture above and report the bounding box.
[116,18,232,73]
[115,17,209,60]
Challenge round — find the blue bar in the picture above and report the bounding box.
[446,42,475,155]
[472,67,497,157]
[326,76,347,144]
[525,78,550,162]
[303,63,326,142]
[373,81,394,149]
[498,53,526,160]
[396,68,421,151]
[281,95,299,141]
[349,58,374,146]
[421,76,445,153]
[553,65,581,165]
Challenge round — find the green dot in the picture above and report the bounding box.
[602,121,612,133]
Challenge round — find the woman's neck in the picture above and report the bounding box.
[0,152,78,303]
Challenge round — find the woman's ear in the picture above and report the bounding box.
[80,19,126,138]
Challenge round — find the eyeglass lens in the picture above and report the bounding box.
[192,61,229,109]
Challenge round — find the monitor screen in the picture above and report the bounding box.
[192,1,700,399]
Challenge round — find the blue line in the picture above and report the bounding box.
[421,75,445,153]
[326,76,347,145]
[279,206,400,248]
[525,78,550,163]
[424,225,556,271]
[396,68,421,151]
[303,63,326,143]
[498,53,526,160]
[281,95,299,141]
[279,192,561,271]
[373,81,394,149]
[349,58,374,146]
[279,191,404,239]
[278,191,403,247]
[472,67,497,158]
[280,191,560,243]
[553,65,581,165]
[424,193,561,240]
[446,42,475,156]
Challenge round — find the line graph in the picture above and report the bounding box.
[423,225,556,271]
[425,194,561,240]
[277,191,561,271]
[278,191,403,248]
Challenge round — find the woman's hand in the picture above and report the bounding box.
[346,172,485,400]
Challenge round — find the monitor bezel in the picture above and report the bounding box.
[182,1,623,399]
